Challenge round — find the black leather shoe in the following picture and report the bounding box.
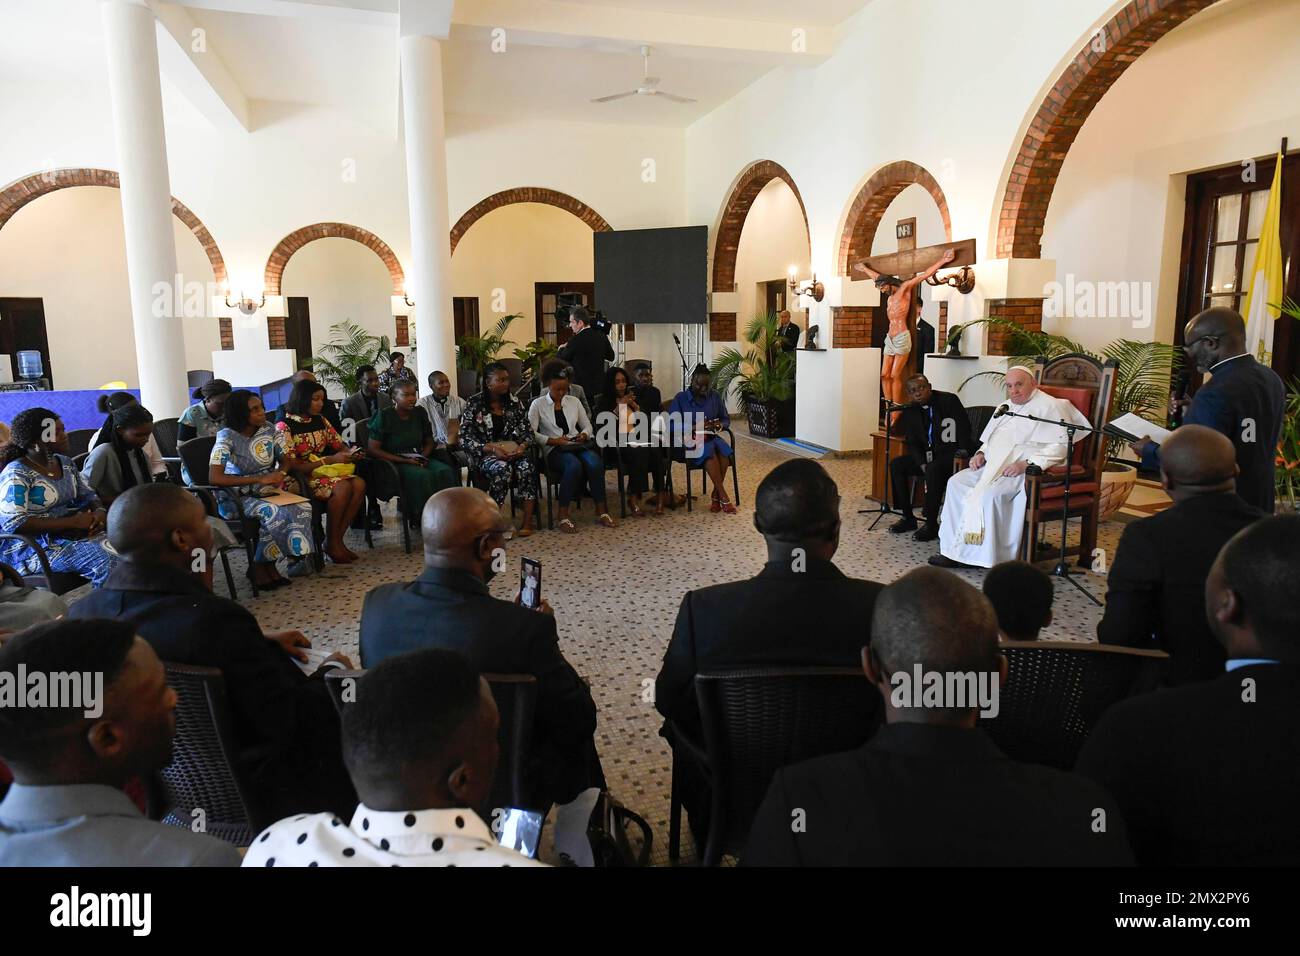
[912,523,939,542]
[928,553,975,569]
[889,517,918,534]
[367,512,384,531]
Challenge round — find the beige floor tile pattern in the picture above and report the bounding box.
[74,432,1127,865]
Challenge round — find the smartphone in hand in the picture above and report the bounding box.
[519,557,541,610]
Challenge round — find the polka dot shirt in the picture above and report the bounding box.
[241,805,546,868]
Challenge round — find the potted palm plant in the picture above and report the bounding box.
[512,338,559,400]
[455,313,520,393]
[308,320,391,396]
[710,312,797,438]
[958,317,1183,519]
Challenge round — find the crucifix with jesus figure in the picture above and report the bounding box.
[852,237,976,422]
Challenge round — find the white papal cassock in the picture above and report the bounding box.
[937,387,1091,568]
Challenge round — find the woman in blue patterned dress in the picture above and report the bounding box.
[207,390,315,589]
[0,407,119,586]
[667,364,736,514]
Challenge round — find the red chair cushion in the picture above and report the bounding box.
[1039,384,1096,468]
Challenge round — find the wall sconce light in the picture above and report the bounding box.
[788,270,825,302]
[925,265,976,295]
[390,293,415,315]
[224,288,266,315]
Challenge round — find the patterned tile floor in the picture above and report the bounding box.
[75,433,1130,865]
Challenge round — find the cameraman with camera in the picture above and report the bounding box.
[557,305,614,406]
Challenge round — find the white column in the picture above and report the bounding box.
[399,34,456,394]
[101,0,187,418]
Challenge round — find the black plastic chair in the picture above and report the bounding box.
[149,663,264,846]
[666,425,740,512]
[152,416,183,484]
[356,421,412,554]
[0,532,90,595]
[178,436,262,597]
[324,669,538,817]
[64,429,97,459]
[979,640,1170,771]
[187,370,215,390]
[668,666,883,866]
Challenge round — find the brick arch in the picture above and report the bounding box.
[0,167,227,284]
[263,222,405,296]
[995,0,1218,259]
[836,160,952,276]
[710,160,809,295]
[450,187,612,256]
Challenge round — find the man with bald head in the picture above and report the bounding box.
[70,483,356,824]
[931,365,1090,569]
[1130,306,1284,511]
[744,567,1133,866]
[1099,424,1264,685]
[359,487,603,810]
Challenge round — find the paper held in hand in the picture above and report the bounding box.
[1106,412,1172,446]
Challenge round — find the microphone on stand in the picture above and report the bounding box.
[673,333,681,346]
[993,403,1010,418]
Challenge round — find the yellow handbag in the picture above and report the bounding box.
[308,454,356,479]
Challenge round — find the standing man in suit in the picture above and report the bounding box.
[776,310,800,352]
[889,374,971,541]
[1077,515,1300,865]
[557,307,613,406]
[1130,306,1285,511]
[1099,424,1264,685]
[744,567,1134,866]
[655,459,884,849]
[359,487,604,811]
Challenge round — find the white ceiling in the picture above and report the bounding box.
[0,0,874,132]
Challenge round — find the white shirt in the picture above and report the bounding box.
[528,394,593,449]
[242,804,544,868]
[418,393,464,444]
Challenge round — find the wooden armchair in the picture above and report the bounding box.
[1021,353,1117,566]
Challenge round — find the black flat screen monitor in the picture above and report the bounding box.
[594,225,706,325]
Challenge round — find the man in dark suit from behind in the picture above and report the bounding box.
[1077,515,1300,865]
[556,306,614,405]
[359,486,604,810]
[655,459,883,849]
[744,567,1134,866]
[340,365,392,531]
[69,484,357,826]
[1131,306,1285,511]
[1099,424,1264,685]
[889,373,971,541]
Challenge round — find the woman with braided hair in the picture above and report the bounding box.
[0,407,119,586]
[80,397,158,507]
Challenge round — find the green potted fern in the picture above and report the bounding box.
[455,313,520,394]
[308,320,391,396]
[957,316,1183,519]
[710,312,797,438]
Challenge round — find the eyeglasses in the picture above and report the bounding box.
[1184,333,1220,350]
[474,527,515,551]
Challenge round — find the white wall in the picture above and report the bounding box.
[1042,0,1300,352]
[280,237,395,376]
[0,185,220,391]
[734,178,811,337]
[450,202,594,352]
[869,182,949,345]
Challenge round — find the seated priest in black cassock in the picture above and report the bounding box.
[889,373,971,542]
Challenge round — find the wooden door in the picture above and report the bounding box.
[534,282,595,346]
[285,297,313,369]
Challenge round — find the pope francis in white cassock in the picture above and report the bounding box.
[933,366,1091,569]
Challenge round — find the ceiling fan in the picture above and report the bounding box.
[592,45,697,104]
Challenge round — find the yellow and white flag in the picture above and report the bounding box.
[1242,149,1285,366]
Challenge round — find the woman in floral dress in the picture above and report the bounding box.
[0,407,119,586]
[459,362,538,536]
[276,379,366,565]
[208,390,315,589]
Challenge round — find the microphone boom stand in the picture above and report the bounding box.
[672,331,690,395]
[860,399,913,528]
[992,407,1101,606]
